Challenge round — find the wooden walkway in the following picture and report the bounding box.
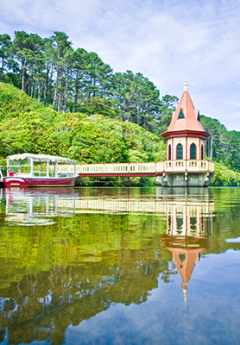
[58,160,214,178]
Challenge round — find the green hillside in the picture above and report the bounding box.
[0,82,167,185]
[1,81,240,186]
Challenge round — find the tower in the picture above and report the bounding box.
[160,82,214,187]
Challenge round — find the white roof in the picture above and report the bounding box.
[7,153,76,164]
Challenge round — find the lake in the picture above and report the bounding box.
[0,186,240,345]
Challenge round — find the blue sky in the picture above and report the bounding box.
[1,0,240,130]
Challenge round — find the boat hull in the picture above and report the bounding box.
[3,176,76,187]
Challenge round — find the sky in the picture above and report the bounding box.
[1,0,240,130]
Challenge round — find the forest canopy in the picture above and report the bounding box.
[0,31,177,136]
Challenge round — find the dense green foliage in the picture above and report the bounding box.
[0,31,177,136]
[200,115,240,172]
[198,115,240,186]
[0,82,166,173]
[211,162,240,186]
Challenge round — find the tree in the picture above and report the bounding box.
[51,31,72,111]
[12,31,43,92]
[72,48,89,112]
[0,34,11,77]
[111,71,163,132]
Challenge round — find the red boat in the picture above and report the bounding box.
[3,153,78,188]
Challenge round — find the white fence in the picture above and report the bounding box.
[58,160,214,175]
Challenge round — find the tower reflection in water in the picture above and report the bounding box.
[160,188,214,302]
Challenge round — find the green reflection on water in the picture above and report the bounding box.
[0,187,240,344]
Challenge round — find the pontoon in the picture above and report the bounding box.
[3,153,78,187]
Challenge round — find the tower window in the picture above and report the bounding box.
[178,109,185,119]
[190,143,196,159]
[177,144,183,160]
[168,145,172,160]
[179,254,186,262]
[201,145,204,160]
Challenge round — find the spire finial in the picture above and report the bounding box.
[182,282,188,309]
[183,287,187,304]
[184,60,188,91]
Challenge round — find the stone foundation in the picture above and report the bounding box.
[158,173,214,187]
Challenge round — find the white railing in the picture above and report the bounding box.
[164,160,212,173]
[75,162,157,174]
[58,160,214,175]
[165,160,186,172]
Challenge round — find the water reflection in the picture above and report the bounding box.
[4,186,214,218]
[0,187,239,345]
[4,187,77,225]
[160,189,213,302]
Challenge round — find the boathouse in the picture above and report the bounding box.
[160,82,214,187]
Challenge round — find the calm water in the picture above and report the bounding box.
[0,186,240,345]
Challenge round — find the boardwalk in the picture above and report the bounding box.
[58,160,214,178]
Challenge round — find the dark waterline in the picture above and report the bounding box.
[0,187,240,345]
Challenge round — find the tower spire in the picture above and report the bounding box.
[184,60,188,91]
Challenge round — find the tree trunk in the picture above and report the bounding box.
[30,77,34,98]
[38,80,42,103]
[49,66,54,105]
[57,65,64,111]
[73,86,79,113]
[63,72,71,113]
[0,58,5,76]
[53,85,58,109]
[73,71,79,113]
[21,59,26,92]
[210,137,213,161]
[44,66,50,105]
[137,104,140,126]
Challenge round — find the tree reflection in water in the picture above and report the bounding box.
[0,248,174,344]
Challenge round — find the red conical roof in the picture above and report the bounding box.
[167,247,203,286]
[162,89,210,140]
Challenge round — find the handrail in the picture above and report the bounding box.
[58,160,214,175]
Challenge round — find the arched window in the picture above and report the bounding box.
[168,145,172,160]
[190,143,196,159]
[176,144,183,160]
[201,145,204,160]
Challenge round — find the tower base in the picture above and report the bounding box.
[158,173,214,187]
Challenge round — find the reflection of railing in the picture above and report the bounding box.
[165,203,213,238]
[4,189,214,229]
[58,160,214,176]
